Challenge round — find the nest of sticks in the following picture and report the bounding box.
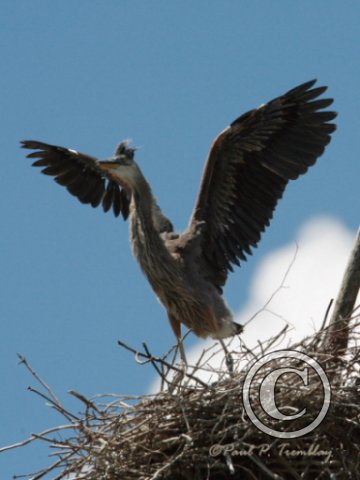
[3,230,359,479]
[3,305,359,480]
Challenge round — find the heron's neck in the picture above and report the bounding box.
[130,174,156,231]
[129,173,174,282]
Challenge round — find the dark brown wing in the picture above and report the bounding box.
[21,140,130,219]
[188,79,337,290]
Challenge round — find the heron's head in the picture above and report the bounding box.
[100,141,141,188]
[114,141,136,159]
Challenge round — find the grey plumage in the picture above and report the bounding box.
[21,79,337,347]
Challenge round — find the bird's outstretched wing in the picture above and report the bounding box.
[21,140,130,219]
[187,79,337,290]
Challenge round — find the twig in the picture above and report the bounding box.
[249,454,285,480]
[18,354,61,406]
[245,243,298,326]
[0,425,75,453]
[117,339,210,389]
[149,447,188,480]
[69,390,101,414]
[27,386,78,422]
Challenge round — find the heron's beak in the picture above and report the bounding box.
[100,161,118,171]
[100,162,131,179]
[99,161,135,189]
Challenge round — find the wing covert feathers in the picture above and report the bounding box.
[189,79,337,289]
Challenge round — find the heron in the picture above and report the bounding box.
[22,79,336,368]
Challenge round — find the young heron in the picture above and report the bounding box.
[22,80,336,367]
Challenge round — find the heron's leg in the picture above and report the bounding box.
[168,314,188,368]
[177,336,188,368]
[166,336,188,393]
[219,339,234,374]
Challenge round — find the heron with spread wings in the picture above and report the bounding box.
[22,79,336,366]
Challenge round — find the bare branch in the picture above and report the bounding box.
[324,228,360,353]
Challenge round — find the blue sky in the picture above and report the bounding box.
[1,2,359,477]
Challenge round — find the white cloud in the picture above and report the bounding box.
[237,216,356,345]
[150,216,358,390]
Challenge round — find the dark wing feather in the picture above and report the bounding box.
[188,79,337,290]
[21,140,130,218]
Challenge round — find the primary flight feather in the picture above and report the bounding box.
[22,79,337,357]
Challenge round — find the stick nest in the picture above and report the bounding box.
[4,305,360,480]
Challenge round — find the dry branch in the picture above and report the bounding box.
[324,228,360,354]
